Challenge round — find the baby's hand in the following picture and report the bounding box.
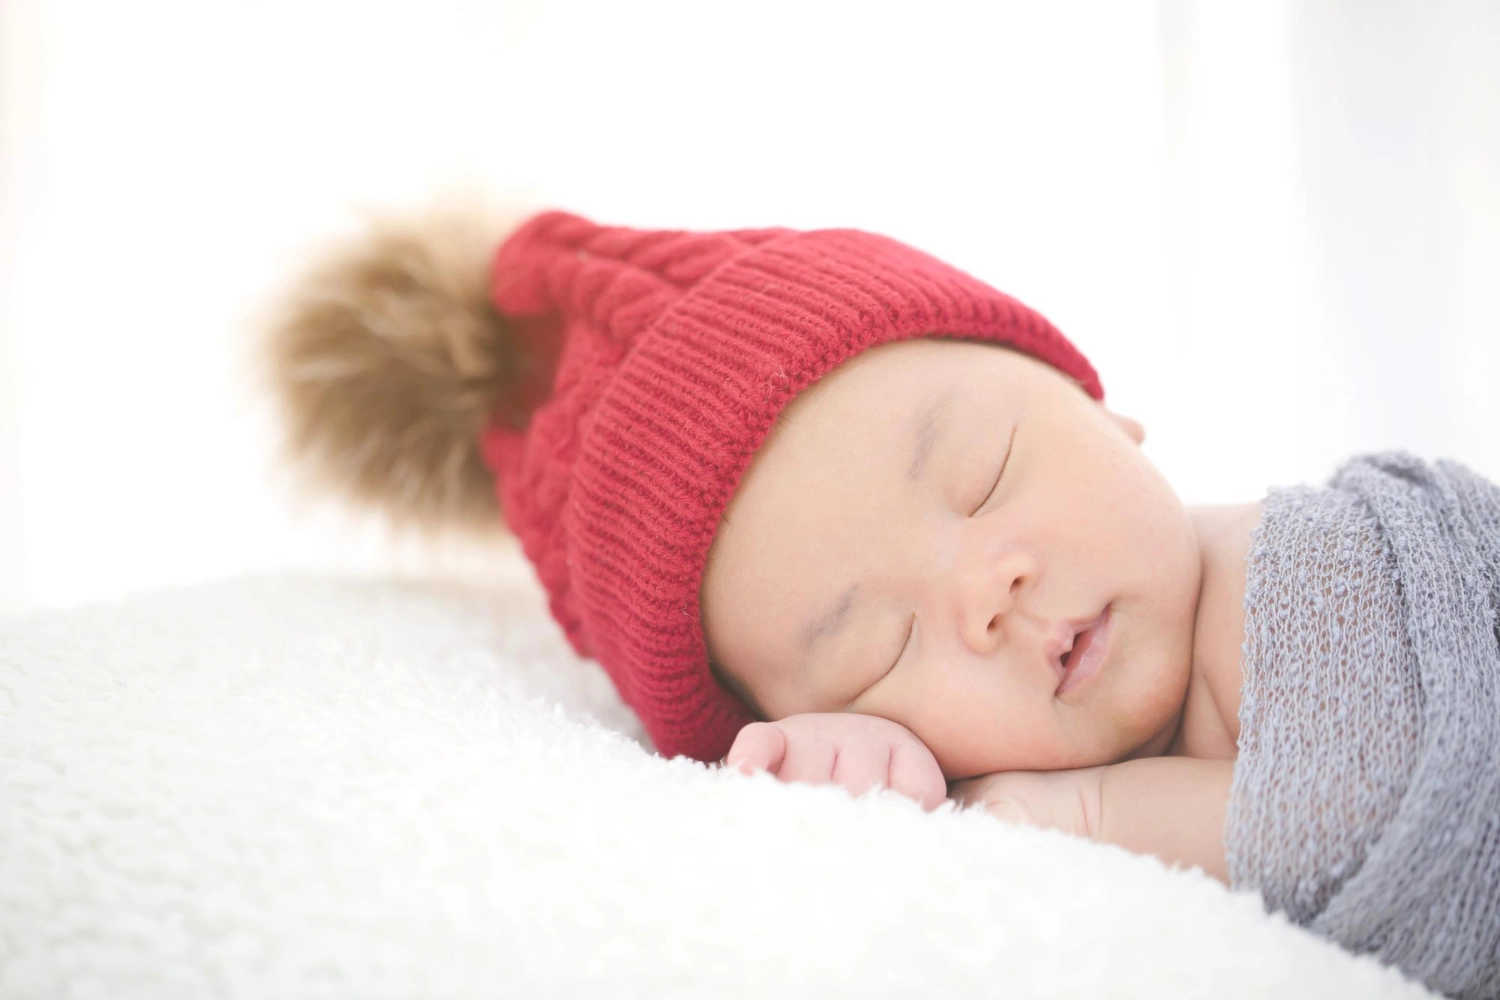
[948,768,1104,840]
[724,713,947,810]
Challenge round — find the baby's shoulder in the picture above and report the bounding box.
[1185,501,1263,753]
[1189,501,1265,553]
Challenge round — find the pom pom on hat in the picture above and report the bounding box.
[261,203,539,536]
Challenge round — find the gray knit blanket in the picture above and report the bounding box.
[1228,451,1500,999]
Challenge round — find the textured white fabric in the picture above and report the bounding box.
[0,570,1435,999]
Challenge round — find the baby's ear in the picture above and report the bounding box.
[1107,410,1146,445]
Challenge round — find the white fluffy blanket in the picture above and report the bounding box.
[0,568,1436,999]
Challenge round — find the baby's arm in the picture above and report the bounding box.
[1094,757,1232,882]
[952,758,1234,883]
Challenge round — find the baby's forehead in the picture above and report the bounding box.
[787,339,1031,441]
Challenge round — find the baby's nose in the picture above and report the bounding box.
[955,549,1033,654]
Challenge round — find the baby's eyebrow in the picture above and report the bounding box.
[905,389,954,484]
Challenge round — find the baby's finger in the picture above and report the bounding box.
[773,734,838,786]
[830,746,891,799]
[888,742,948,810]
[958,794,1034,825]
[949,775,1036,825]
[724,722,788,775]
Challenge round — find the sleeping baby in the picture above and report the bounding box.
[264,207,1499,1000]
[703,335,1254,882]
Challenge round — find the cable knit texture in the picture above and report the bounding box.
[1229,451,1500,1000]
[479,211,1102,762]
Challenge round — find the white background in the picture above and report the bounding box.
[2,0,1496,616]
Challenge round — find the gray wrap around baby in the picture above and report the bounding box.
[1228,452,1500,999]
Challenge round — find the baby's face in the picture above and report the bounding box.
[701,338,1203,779]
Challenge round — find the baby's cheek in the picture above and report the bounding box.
[917,721,1010,780]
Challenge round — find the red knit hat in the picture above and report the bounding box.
[479,210,1103,763]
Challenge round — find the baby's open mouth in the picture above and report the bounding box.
[1055,606,1113,696]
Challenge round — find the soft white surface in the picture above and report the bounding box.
[0,570,1435,999]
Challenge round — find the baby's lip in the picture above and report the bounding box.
[1043,612,1102,678]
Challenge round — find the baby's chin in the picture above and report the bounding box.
[1067,618,1196,763]
[931,655,1194,777]
[939,730,1129,778]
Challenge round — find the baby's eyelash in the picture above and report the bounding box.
[846,616,913,709]
[862,615,915,701]
[972,424,1017,515]
[887,615,915,677]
